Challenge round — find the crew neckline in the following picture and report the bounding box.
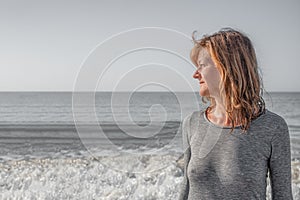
[203,108,268,129]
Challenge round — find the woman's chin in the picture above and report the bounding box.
[199,90,209,97]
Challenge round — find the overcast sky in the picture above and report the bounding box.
[1,0,299,92]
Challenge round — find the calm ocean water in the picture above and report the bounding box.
[0,92,299,199]
[0,92,200,159]
[0,92,299,158]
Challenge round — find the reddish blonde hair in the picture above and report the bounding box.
[191,28,265,132]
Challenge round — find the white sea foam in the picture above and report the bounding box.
[0,155,299,200]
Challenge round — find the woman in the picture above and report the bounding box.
[179,28,293,199]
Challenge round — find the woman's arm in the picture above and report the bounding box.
[269,118,293,200]
[178,115,192,200]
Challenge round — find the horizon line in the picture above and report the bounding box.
[0,90,299,93]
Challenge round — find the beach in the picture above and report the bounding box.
[1,92,300,199]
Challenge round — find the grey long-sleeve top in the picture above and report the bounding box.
[178,109,293,200]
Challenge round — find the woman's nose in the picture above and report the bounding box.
[193,70,201,79]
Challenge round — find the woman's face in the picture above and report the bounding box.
[193,48,222,98]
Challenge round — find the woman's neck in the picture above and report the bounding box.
[206,100,241,127]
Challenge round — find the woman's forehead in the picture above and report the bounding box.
[197,48,211,62]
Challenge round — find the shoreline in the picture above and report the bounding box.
[1,154,299,199]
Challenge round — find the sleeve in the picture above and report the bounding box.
[269,118,293,200]
[178,114,192,200]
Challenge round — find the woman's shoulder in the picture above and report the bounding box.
[181,109,207,134]
[182,109,206,124]
[251,109,289,140]
[255,109,288,128]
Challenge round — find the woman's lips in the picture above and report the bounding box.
[199,81,204,84]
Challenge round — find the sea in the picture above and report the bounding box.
[0,92,299,200]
